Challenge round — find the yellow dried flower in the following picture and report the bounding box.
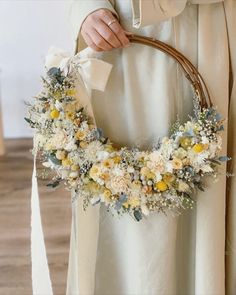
[50,109,60,119]
[192,143,204,153]
[155,181,168,192]
[66,111,75,120]
[75,130,86,140]
[89,165,101,178]
[112,156,121,164]
[62,158,72,167]
[102,159,114,168]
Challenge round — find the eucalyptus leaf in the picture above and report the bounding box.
[47,67,64,84]
[217,125,224,131]
[209,159,221,165]
[197,184,205,192]
[119,193,128,203]
[47,67,61,77]
[218,156,231,162]
[48,154,62,165]
[47,180,60,188]
[115,201,122,211]
[39,97,48,101]
[134,209,143,222]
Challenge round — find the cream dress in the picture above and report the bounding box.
[66,1,236,294]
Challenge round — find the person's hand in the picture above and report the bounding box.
[81,9,131,52]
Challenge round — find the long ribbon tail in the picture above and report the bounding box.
[31,151,53,295]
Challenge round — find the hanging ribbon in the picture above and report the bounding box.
[31,47,112,295]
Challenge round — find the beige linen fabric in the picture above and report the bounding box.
[67,1,235,294]
[224,1,236,294]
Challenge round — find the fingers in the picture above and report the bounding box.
[100,11,130,47]
[89,28,114,51]
[82,32,102,52]
[96,20,121,48]
[81,8,131,52]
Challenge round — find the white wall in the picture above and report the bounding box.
[0,0,75,138]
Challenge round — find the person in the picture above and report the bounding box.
[67,1,236,294]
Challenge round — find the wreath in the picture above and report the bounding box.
[26,35,230,221]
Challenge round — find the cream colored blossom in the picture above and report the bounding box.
[173,147,187,159]
[178,180,190,192]
[89,165,101,180]
[171,157,183,170]
[146,151,165,174]
[107,174,130,194]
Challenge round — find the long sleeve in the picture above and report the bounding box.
[131,0,224,28]
[68,0,119,51]
[130,0,187,28]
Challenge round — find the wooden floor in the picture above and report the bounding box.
[0,139,71,295]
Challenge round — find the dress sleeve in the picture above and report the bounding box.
[68,0,119,51]
[130,0,187,28]
[131,0,224,28]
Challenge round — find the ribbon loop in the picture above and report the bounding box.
[45,46,112,92]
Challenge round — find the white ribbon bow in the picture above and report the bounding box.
[31,47,112,295]
[45,46,112,92]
